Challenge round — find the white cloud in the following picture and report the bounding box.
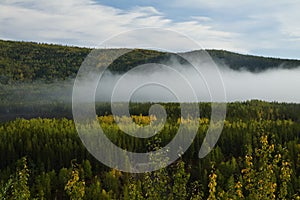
[173,0,300,56]
[0,0,242,51]
[1,0,299,58]
[129,6,163,16]
[191,16,212,22]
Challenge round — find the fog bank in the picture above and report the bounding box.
[92,63,300,103]
[2,61,300,104]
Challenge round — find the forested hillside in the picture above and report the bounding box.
[1,39,300,199]
[1,39,300,83]
[0,101,299,199]
[0,40,90,83]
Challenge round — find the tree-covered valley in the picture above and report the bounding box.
[0,40,300,199]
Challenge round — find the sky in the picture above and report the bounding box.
[0,0,300,59]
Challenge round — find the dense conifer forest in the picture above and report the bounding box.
[0,103,299,199]
[0,40,299,199]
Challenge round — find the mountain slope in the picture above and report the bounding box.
[206,49,300,72]
[1,39,300,83]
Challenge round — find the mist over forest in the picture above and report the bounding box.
[1,40,300,199]
[1,39,300,106]
[2,0,300,198]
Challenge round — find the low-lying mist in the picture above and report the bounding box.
[92,61,300,103]
[2,58,300,105]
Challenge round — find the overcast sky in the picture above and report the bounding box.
[1,0,300,59]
